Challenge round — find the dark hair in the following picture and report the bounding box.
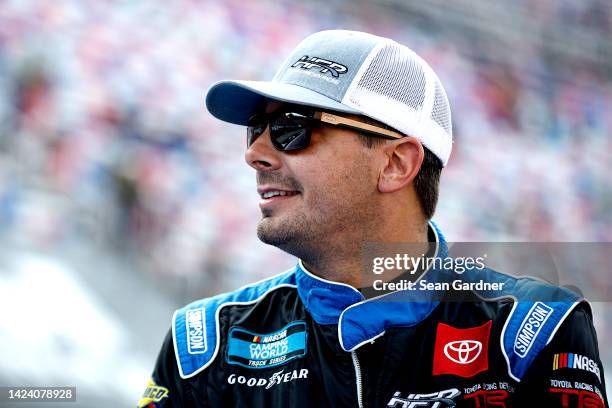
[354,118,442,220]
[412,147,442,220]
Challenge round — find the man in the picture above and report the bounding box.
[138,30,607,407]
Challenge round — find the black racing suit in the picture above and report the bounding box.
[138,224,608,407]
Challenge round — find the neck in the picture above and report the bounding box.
[301,215,430,288]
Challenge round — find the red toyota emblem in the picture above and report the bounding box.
[433,321,491,377]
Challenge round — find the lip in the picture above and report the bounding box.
[257,186,300,208]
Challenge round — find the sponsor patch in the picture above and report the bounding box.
[549,378,605,408]
[433,321,491,378]
[463,381,515,395]
[226,369,309,389]
[553,353,601,382]
[226,321,307,369]
[464,390,509,407]
[138,378,169,408]
[291,56,348,78]
[463,382,513,407]
[186,308,207,354]
[513,302,553,358]
[386,388,460,407]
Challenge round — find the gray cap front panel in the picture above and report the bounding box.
[273,30,380,103]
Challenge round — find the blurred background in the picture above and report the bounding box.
[0,0,610,406]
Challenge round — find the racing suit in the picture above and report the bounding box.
[139,223,608,407]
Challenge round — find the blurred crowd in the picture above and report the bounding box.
[0,0,610,299]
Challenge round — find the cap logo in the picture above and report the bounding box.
[290,56,348,78]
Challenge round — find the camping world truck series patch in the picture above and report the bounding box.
[226,321,307,369]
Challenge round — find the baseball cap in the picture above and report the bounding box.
[205,30,453,166]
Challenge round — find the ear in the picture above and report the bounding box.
[378,137,424,193]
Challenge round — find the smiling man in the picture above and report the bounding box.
[139,30,607,408]
[247,101,429,286]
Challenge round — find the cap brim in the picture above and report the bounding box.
[205,80,361,125]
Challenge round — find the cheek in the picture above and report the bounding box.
[298,149,376,207]
[287,129,379,208]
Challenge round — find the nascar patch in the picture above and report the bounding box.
[553,352,601,381]
[227,321,307,369]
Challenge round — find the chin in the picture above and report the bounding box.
[257,218,292,246]
[256,216,311,257]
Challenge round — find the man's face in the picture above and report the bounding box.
[244,102,384,259]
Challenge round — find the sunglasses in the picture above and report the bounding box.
[247,108,404,152]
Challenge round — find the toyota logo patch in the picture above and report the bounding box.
[432,321,492,378]
[443,340,482,364]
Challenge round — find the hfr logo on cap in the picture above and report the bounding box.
[290,56,348,78]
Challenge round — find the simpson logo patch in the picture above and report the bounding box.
[186,308,207,354]
[513,302,552,358]
[227,321,307,369]
[432,321,491,378]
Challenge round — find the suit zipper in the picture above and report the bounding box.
[351,351,364,408]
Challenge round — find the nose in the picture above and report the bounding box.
[245,127,282,171]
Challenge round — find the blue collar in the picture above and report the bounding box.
[295,221,449,351]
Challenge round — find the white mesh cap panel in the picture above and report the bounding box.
[431,80,451,134]
[342,40,453,166]
[355,43,427,111]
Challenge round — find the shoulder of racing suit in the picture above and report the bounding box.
[169,260,589,384]
[471,267,589,382]
[171,268,297,379]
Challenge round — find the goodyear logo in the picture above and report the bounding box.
[186,308,206,354]
[553,352,601,381]
[138,378,169,407]
[514,302,553,358]
[227,321,307,369]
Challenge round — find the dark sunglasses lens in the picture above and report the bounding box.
[246,111,313,151]
[269,114,310,151]
[247,124,265,147]
[246,113,267,147]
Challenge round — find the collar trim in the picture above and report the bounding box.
[295,221,446,339]
[338,221,446,350]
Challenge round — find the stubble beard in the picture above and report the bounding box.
[256,149,379,263]
[256,187,379,263]
[256,207,315,259]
